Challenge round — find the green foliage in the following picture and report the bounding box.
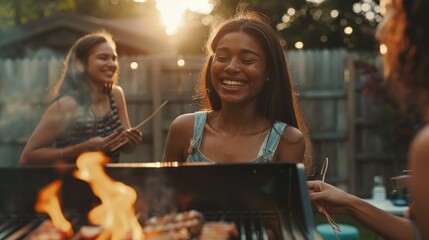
[358,57,422,173]
[0,0,76,28]
[75,0,157,18]
[209,0,378,50]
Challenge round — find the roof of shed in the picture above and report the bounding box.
[0,12,168,55]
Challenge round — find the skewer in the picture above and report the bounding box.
[320,157,329,182]
[110,100,168,151]
[319,157,341,235]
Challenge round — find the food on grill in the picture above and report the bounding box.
[143,210,204,238]
[27,210,238,240]
[27,220,68,240]
[79,225,103,239]
[199,222,239,240]
[142,210,238,240]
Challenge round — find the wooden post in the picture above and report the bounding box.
[151,56,163,161]
[345,54,356,194]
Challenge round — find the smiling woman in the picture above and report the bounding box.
[162,11,312,170]
[19,31,142,165]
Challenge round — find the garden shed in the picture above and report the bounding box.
[0,11,168,58]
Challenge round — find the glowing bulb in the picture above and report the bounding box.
[177,58,185,67]
[282,14,291,23]
[361,3,371,12]
[353,3,362,13]
[130,62,138,70]
[366,11,375,21]
[330,10,339,18]
[287,8,296,16]
[344,26,353,35]
[295,41,304,49]
[379,44,387,55]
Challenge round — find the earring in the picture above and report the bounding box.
[206,88,211,94]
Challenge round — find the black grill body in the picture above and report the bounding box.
[0,162,316,239]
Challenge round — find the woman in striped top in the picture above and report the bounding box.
[20,31,142,165]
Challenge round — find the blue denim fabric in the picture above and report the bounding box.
[186,111,287,163]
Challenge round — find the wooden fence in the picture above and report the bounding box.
[0,49,400,196]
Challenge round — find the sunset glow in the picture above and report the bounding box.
[136,0,214,35]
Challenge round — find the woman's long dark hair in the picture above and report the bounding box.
[195,12,313,170]
[377,0,429,101]
[52,30,119,108]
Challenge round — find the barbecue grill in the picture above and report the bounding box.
[0,162,317,239]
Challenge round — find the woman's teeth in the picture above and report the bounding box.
[223,80,245,86]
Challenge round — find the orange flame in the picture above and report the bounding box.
[74,152,143,240]
[35,180,73,237]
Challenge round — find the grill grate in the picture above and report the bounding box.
[0,210,286,240]
[0,216,43,240]
[202,210,278,240]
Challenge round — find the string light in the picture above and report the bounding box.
[295,41,304,49]
[130,62,138,70]
[344,26,353,35]
[379,44,387,55]
[177,58,185,67]
[287,8,296,16]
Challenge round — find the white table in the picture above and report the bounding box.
[364,199,409,216]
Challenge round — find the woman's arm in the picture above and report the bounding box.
[308,181,414,240]
[276,126,305,163]
[162,113,194,162]
[112,85,142,153]
[409,126,429,240]
[20,96,84,165]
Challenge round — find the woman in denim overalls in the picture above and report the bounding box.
[163,12,312,168]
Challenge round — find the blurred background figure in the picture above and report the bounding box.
[308,0,429,239]
[20,31,142,165]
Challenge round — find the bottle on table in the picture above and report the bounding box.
[372,175,387,202]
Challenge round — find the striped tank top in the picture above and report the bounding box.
[55,93,123,163]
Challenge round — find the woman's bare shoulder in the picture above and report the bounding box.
[111,85,125,103]
[410,126,429,160]
[276,125,305,163]
[413,126,429,143]
[39,96,79,128]
[112,85,124,95]
[170,113,196,131]
[282,125,304,144]
[48,96,78,114]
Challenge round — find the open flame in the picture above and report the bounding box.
[34,180,73,237]
[74,152,143,239]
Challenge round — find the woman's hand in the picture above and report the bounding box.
[117,128,142,153]
[307,180,356,215]
[84,132,122,152]
[308,180,415,240]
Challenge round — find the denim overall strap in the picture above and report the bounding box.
[188,111,208,154]
[258,121,287,162]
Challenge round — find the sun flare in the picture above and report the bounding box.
[136,0,214,35]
